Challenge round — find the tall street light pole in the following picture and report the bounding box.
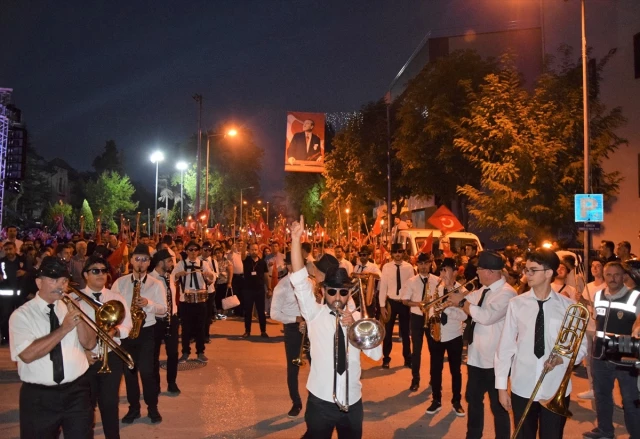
[193,94,203,213]
[150,151,165,236]
[205,128,238,212]
[176,161,188,223]
[579,0,591,274]
[240,186,254,231]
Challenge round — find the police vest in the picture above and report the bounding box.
[593,288,640,357]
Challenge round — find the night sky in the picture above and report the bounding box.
[0,0,541,197]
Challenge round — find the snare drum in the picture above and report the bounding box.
[184,289,208,304]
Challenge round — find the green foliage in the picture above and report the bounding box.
[80,199,95,232]
[301,180,325,225]
[92,140,124,175]
[44,201,73,230]
[85,171,138,229]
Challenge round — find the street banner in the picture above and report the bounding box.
[285,111,325,173]
[427,205,464,234]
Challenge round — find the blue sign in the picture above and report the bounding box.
[575,194,604,222]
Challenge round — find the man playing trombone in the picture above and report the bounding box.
[9,256,97,439]
[289,215,382,439]
[495,249,587,439]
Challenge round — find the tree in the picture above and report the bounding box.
[92,140,124,175]
[85,171,138,230]
[455,52,624,241]
[159,187,174,212]
[44,200,73,232]
[80,199,95,232]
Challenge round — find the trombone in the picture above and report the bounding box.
[61,285,135,372]
[332,276,386,412]
[292,323,307,367]
[419,277,478,312]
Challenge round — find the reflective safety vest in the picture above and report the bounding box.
[593,288,640,358]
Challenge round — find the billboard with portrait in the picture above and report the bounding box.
[285,111,325,173]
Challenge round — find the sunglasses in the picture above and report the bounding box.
[358,253,369,257]
[187,248,199,252]
[133,256,149,262]
[87,268,109,275]
[392,250,404,254]
[326,288,350,297]
[202,248,212,251]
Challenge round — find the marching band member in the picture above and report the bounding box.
[289,216,382,438]
[495,249,587,439]
[353,245,381,317]
[79,255,132,439]
[172,240,214,362]
[448,251,516,439]
[112,244,167,424]
[379,243,414,369]
[10,256,96,438]
[403,255,466,416]
[149,249,181,395]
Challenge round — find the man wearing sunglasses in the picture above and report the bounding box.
[379,243,415,369]
[289,215,382,438]
[78,255,132,439]
[112,244,167,424]
[353,246,381,317]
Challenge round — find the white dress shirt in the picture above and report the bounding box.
[290,267,382,406]
[379,261,414,306]
[466,277,516,368]
[495,289,587,400]
[353,261,381,276]
[228,251,244,275]
[172,258,214,300]
[401,273,442,316]
[337,258,354,276]
[9,294,89,385]
[74,286,132,353]
[111,273,167,328]
[148,270,178,316]
[552,281,578,302]
[270,274,302,324]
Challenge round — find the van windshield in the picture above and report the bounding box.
[414,237,480,257]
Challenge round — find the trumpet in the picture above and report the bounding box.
[292,323,307,367]
[419,277,478,311]
[61,286,135,372]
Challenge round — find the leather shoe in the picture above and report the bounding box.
[241,332,250,338]
[381,360,390,369]
[261,332,269,338]
[167,383,181,395]
[121,408,141,424]
[404,360,412,368]
[288,404,302,418]
[409,381,419,392]
[148,407,163,424]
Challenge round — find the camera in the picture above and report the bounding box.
[604,334,640,368]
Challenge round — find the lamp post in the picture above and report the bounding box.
[579,0,591,273]
[176,161,188,223]
[205,128,238,211]
[345,208,350,243]
[150,151,165,236]
[266,201,270,229]
[239,186,254,231]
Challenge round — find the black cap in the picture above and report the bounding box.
[37,256,70,279]
[359,245,371,255]
[131,244,151,257]
[390,243,404,253]
[322,266,357,288]
[440,257,457,270]
[186,240,201,250]
[477,251,504,270]
[416,253,433,263]
[152,249,172,264]
[313,254,339,274]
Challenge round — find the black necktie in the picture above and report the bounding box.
[163,275,173,316]
[467,288,490,345]
[93,292,101,303]
[358,265,364,273]
[211,260,217,273]
[189,262,200,289]
[534,300,545,358]
[331,311,346,375]
[48,304,64,384]
[396,265,401,294]
[441,287,448,326]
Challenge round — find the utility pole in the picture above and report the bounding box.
[193,94,203,213]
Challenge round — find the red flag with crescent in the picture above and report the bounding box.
[427,206,464,234]
[371,216,382,236]
[257,217,271,240]
[420,231,434,254]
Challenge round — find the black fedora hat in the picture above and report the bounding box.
[321,266,357,289]
[314,254,339,274]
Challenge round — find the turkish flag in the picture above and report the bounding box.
[257,217,271,241]
[378,243,387,266]
[371,216,382,236]
[420,231,434,254]
[428,206,464,234]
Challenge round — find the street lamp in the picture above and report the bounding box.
[176,161,188,222]
[240,186,254,231]
[205,128,239,211]
[345,208,350,242]
[150,151,165,236]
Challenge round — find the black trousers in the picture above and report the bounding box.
[0,294,17,341]
[284,322,303,406]
[87,352,123,439]
[382,299,411,363]
[154,316,179,387]
[121,325,158,411]
[180,302,207,355]
[20,375,92,439]
[232,274,244,316]
[410,314,463,402]
[305,392,363,439]
[214,283,227,311]
[244,287,266,333]
[511,392,569,439]
[204,292,216,340]
[466,365,510,439]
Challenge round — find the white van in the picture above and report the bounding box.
[395,229,483,258]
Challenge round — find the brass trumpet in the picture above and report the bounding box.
[419,277,478,311]
[292,323,307,367]
[62,286,134,372]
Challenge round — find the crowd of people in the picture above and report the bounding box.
[2,218,640,439]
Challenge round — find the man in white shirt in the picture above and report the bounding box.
[403,255,467,416]
[78,254,132,439]
[495,249,587,438]
[112,244,167,425]
[228,239,246,316]
[379,243,414,368]
[448,251,516,439]
[9,256,96,438]
[551,257,577,301]
[353,245,382,318]
[289,215,382,439]
[335,245,354,276]
[1,225,23,256]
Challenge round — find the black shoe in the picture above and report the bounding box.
[241,332,250,338]
[382,360,390,369]
[425,401,442,415]
[122,408,141,424]
[261,332,269,338]
[288,404,302,418]
[409,381,419,392]
[404,360,412,368]
[148,407,163,424]
[452,402,466,417]
[168,383,181,395]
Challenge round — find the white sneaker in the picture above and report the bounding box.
[577,390,594,399]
